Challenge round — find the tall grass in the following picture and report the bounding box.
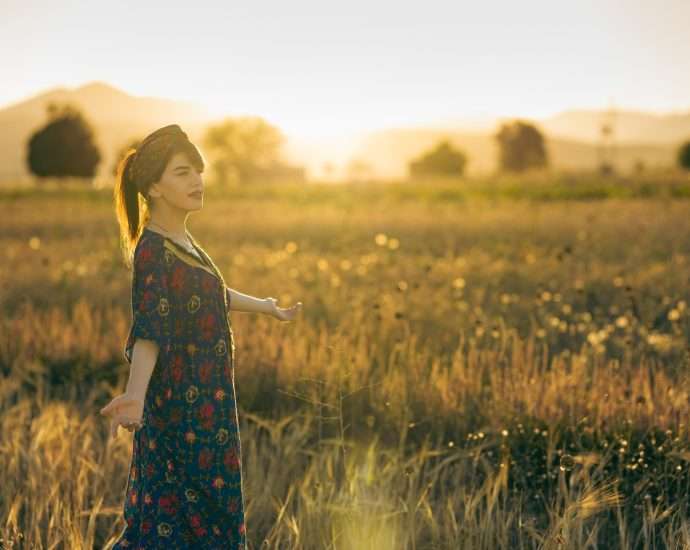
[1,181,689,548]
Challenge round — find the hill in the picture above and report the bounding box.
[0,82,214,182]
[0,82,687,182]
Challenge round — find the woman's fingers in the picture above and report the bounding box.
[108,416,143,437]
[100,397,121,416]
[122,417,142,430]
[279,302,302,321]
[101,395,130,416]
[101,394,145,438]
[103,403,140,435]
[101,396,143,418]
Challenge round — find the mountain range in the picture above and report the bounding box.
[0,81,687,182]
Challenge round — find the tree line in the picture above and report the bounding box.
[25,103,304,185]
[409,121,690,177]
[25,103,690,183]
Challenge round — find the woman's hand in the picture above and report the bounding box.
[266,297,303,321]
[100,393,145,437]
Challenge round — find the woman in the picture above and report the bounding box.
[100,124,302,549]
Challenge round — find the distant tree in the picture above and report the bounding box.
[599,162,615,176]
[111,137,142,176]
[408,140,467,178]
[346,158,375,182]
[495,120,548,172]
[633,158,646,176]
[678,140,690,171]
[202,116,291,185]
[321,162,335,179]
[26,102,101,178]
[267,163,306,183]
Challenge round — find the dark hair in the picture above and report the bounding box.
[113,124,204,267]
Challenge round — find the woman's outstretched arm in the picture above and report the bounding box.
[226,286,302,321]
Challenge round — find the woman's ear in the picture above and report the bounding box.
[148,181,162,199]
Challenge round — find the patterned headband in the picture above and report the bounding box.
[138,124,189,150]
[129,124,193,187]
[137,124,189,155]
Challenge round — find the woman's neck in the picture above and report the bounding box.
[147,209,189,242]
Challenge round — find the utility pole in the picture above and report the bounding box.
[598,99,616,176]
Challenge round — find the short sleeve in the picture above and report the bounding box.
[123,236,172,364]
[225,285,231,311]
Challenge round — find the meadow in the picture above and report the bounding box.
[1,174,690,549]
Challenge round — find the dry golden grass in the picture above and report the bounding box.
[1,180,689,548]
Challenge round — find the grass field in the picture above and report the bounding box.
[1,176,689,549]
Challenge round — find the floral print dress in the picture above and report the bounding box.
[111,227,246,549]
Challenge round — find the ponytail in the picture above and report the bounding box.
[114,149,148,268]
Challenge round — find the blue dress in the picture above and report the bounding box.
[111,227,246,549]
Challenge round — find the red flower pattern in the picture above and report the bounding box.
[199,447,214,470]
[198,401,216,430]
[158,494,180,515]
[224,447,240,471]
[170,264,186,292]
[199,360,214,385]
[171,354,184,384]
[197,311,217,341]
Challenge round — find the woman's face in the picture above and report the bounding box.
[148,151,204,212]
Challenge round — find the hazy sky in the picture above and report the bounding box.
[3,0,689,137]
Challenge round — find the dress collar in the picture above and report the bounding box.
[144,227,221,281]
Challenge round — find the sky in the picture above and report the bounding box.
[2,0,689,138]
